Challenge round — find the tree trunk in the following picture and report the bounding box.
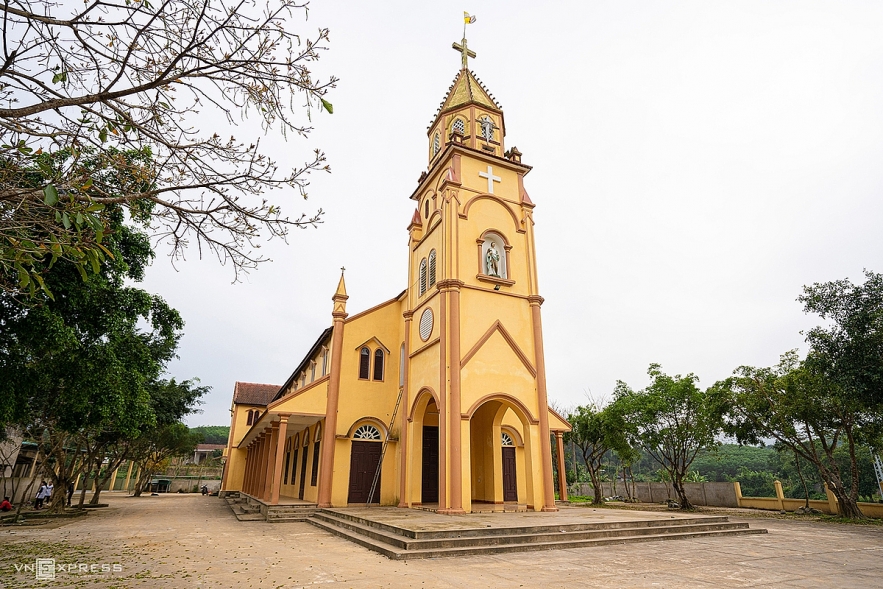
[588,470,603,505]
[132,464,150,497]
[672,475,693,510]
[828,480,865,519]
[794,453,810,509]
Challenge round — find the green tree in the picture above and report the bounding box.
[615,364,722,509]
[565,403,629,505]
[711,351,874,519]
[799,270,883,410]
[190,426,231,445]
[1,0,336,295]
[0,200,197,513]
[130,423,203,497]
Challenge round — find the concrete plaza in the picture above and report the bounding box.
[1,493,880,588]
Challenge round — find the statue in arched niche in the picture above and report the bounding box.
[485,241,501,277]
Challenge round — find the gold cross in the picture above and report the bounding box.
[452,37,476,70]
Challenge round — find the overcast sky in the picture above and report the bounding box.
[140,1,883,427]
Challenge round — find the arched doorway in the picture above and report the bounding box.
[347,424,383,504]
[468,396,534,509]
[408,389,440,506]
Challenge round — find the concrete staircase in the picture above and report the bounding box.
[224,494,318,522]
[307,509,767,560]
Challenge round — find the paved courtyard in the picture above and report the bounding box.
[1,494,881,588]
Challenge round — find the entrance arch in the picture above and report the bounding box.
[467,395,534,509]
[408,388,441,506]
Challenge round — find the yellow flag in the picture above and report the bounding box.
[464,12,477,24]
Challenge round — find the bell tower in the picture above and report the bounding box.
[403,33,558,514]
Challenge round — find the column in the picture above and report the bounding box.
[270,416,289,504]
[398,311,413,508]
[440,280,465,514]
[555,431,568,502]
[265,422,281,502]
[318,274,348,508]
[529,295,558,512]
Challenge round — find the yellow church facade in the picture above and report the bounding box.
[221,50,571,514]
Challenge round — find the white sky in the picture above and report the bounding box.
[140,1,883,426]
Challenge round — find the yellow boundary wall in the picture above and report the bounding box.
[734,480,883,518]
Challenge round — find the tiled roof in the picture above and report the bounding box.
[232,382,280,406]
[429,69,502,128]
[195,444,227,452]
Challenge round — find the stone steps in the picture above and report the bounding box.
[224,495,318,522]
[306,509,767,560]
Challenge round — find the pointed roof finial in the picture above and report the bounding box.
[334,268,347,298]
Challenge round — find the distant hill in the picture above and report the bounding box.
[190,426,230,445]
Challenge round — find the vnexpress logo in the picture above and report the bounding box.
[35,558,55,581]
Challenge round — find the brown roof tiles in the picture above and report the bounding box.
[232,381,280,406]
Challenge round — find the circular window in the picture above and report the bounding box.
[501,432,514,447]
[419,308,433,341]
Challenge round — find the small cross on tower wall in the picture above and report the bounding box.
[478,165,501,194]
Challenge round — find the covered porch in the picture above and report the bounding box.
[237,410,325,505]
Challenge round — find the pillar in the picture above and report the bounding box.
[439,280,465,514]
[555,431,568,502]
[318,272,348,508]
[529,295,557,512]
[270,416,289,504]
[398,311,413,508]
[123,462,133,494]
[774,479,785,510]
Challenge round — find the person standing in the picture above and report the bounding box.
[34,481,47,509]
[45,482,53,508]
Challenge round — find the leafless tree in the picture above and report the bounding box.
[0,0,336,293]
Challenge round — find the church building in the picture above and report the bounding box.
[221,37,571,513]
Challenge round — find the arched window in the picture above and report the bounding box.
[303,429,310,447]
[353,424,382,440]
[419,258,427,296]
[321,348,329,376]
[358,347,370,379]
[246,410,253,426]
[399,343,405,387]
[428,249,437,286]
[373,349,384,381]
[452,118,466,135]
[311,424,321,486]
[432,132,440,156]
[424,199,430,219]
[501,432,515,447]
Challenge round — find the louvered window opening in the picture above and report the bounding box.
[429,249,437,286]
[373,349,384,381]
[359,347,370,379]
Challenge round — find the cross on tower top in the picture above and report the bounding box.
[452,37,476,70]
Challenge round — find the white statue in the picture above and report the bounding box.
[485,241,501,277]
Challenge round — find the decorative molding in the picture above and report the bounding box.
[460,320,537,377]
[476,274,515,287]
[354,336,390,355]
[344,416,390,439]
[345,295,401,323]
[266,376,330,409]
[462,393,539,425]
[408,387,440,422]
[458,194,525,233]
[409,337,439,358]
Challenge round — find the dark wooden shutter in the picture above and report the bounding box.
[359,348,370,379]
[311,441,320,486]
[373,349,384,381]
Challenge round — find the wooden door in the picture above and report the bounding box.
[298,444,308,499]
[421,426,439,504]
[347,441,382,504]
[502,446,517,502]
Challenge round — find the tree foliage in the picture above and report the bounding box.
[190,425,230,445]
[564,402,630,505]
[615,364,722,509]
[711,351,879,519]
[0,197,205,511]
[1,0,337,294]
